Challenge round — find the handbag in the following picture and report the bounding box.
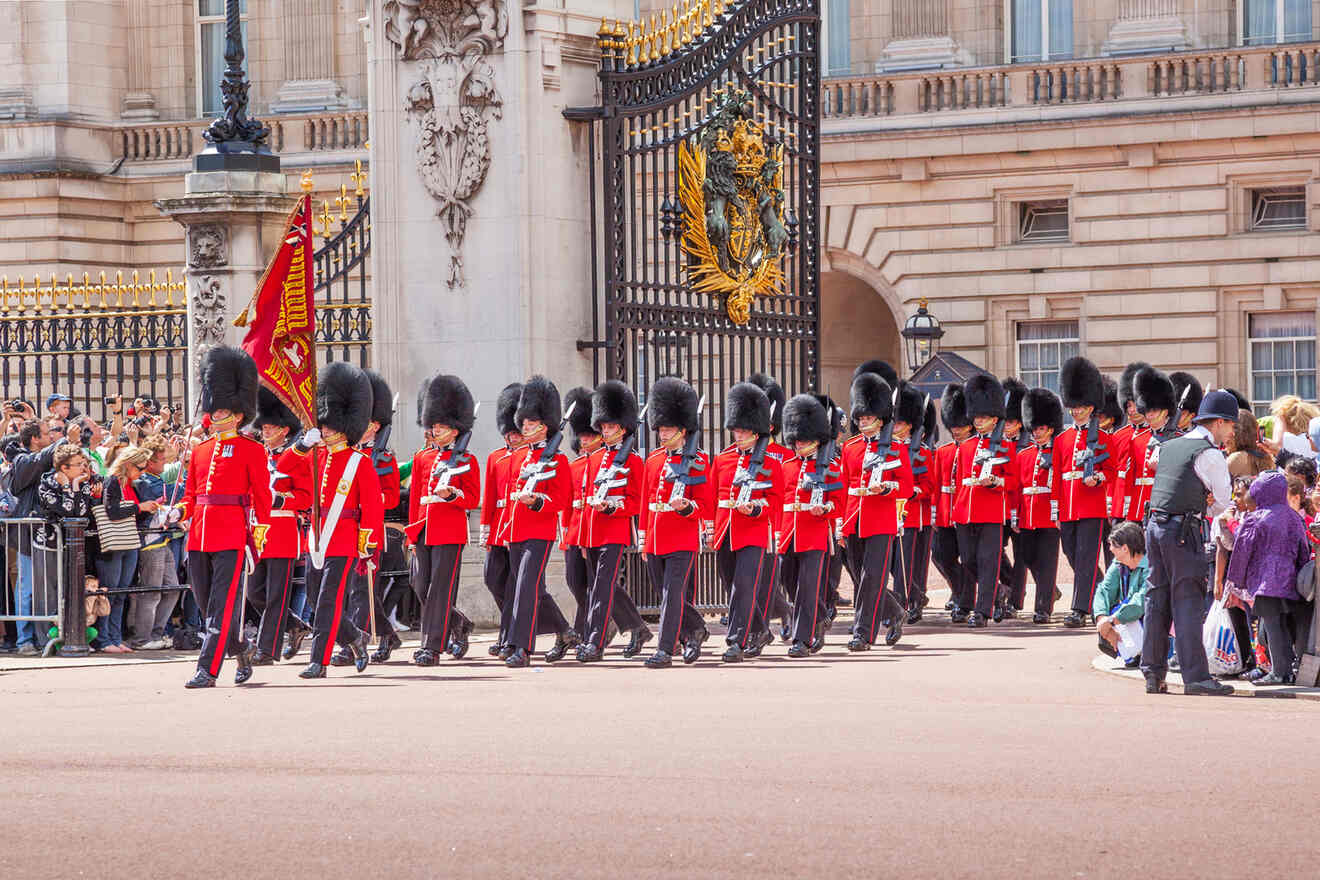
[1296,559,1316,603]
[92,504,140,552]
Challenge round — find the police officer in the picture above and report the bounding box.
[1139,389,1237,696]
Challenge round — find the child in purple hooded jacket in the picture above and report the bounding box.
[1224,471,1313,685]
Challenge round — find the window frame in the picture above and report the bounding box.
[1015,320,1081,394]
[1004,0,1072,64]
[1249,186,1308,232]
[1018,199,1071,243]
[1239,0,1312,46]
[195,0,250,118]
[1247,312,1318,415]
[822,0,850,77]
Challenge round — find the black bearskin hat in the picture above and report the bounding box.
[1169,371,1203,416]
[1133,366,1176,415]
[853,359,899,389]
[591,380,640,434]
[648,377,700,434]
[199,345,258,419]
[850,372,894,424]
[940,383,970,430]
[563,386,596,455]
[814,393,844,437]
[1119,361,1151,412]
[1003,377,1027,424]
[964,374,1006,420]
[515,375,561,429]
[1101,377,1125,428]
[316,361,373,446]
[746,373,785,433]
[420,375,475,434]
[783,393,833,447]
[725,382,771,435]
[1060,356,1104,410]
[1224,388,1251,413]
[1022,388,1064,436]
[894,381,925,429]
[364,369,393,429]
[495,383,522,436]
[923,396,939,445]
[252,386,301,437]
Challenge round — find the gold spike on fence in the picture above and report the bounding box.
[0,269,186,316]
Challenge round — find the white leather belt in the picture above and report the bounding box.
[784,503,810,512]
[421,495,449,505]
[269,510,296,518]
[940,486,954,494]
[648,502,672,513]
[717,500,737,509]
[1062,471,1085,480]
[495,499,506,509]
[1022,487,1051,495]
[1117,470,1128,479]
[1134,477,1155,486]
[961,478,990,487]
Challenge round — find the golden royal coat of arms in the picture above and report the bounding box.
[678,89,789,325]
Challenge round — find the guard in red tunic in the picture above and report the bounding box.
[1122,367,1179,523]
[840,360,900,603]
[1096,377,1127,571]
[747,372,792,649]
[952,374,1019,628]
[481,383,524,654]
[933,384,972,618]
[1014,388,1064,623]
[180,346,273,689]
[639,377,713,668]
[406,374,479,665]
[1054,357,1119,628]
[995,378,1029,621]
[1111,362,1150,525]
[822,398,850,623]
[1168,372,1204,436]
[561,386,597,638]
[712,382,784,662]
[778,394,844,658]
[840,370,912,649]
[501,376,577,668]
[576,380,650,661]
[247,386,312,665]
[285,361,384,679]
[888,381,935,624]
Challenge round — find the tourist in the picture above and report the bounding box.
[95,446,158,653]
[1092,521,1149,666]
[1227,409,1273,479]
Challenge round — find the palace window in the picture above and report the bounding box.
[823,0,851,76]
[1009,0,1073,63]
[1242,0,1311,46]
[1250,186,1307,231]
[1249,313,1317,414]
[197,0,250,117]
[1018,199,1070,242]
[1016,321,1080,393]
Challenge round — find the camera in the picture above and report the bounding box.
[80,426,93,447]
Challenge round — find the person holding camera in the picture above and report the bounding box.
[35,444,100,645]
[92,446,160,652]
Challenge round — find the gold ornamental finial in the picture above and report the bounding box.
[351,158,367,197]
[638,27,650,63]
[316,199,334,238]
[335,183,350,222]
[597,16,610,41]
[299,169,314,193]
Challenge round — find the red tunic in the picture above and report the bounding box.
[560,453,591,550]
[279,443,385,559]
[480,446,516,548]
[578,443,643,548]
[407,444,481,546]
[1014,443,1058,530]
[777,453,845,553]
[640,447,715,555]
[367,446,401,511]
[1107,423,1134,520]
[182,430,273,553]
[951,433,1019,525]
[257,442,312,559]
[711,445,784,551]
[934,441,958,529]
[840,433,913,538]
[1122,427,1158,522]
[1052,424,1119,522]
[502,442,572,544]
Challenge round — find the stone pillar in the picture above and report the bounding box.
[879,0,962,70]
[272,0,350,112]
[122,0,159,119]
[1103,0,1190,54]
[0,1,36,120]
[154,171,296,413]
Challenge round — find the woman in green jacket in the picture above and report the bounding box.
[1093,521,1150,664]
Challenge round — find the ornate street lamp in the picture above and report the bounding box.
[900,298,944,374]
[196,0,279,172]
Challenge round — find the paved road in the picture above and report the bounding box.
[3,608,1318,878]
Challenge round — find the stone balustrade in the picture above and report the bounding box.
[119,109,368,162]
[822,42,1320,122]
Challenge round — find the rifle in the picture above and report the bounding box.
[731,403,776,508]
[664,395,707,506]
[429,402,481,494]
[908,393,931,478]
[371,392,400,475]
[863,388,901,493]
[590,404,647,507]
[803,404,844,508]
[1073,414,1109,480]
[514,401,576,500]
[971,392,1012,484]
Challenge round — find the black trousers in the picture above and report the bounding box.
[584,543,646,651]
[484,545,511,644]
[506,539,571,652]
[348,566,395,644]
[308,556,364,666]
[849,533,903,643]
[1060,518,1105,615]
[648,550,704,654]
[826,543,843,614]
[931,525,963,608]
[1005,528,1029,610]
[909,526,933,609]
[1016,527,1061,617]
[1225,604,1256,671]
[1141,518,1211,684]
[565,546,590,635]
[189,549,248,677]
[755,552,791,634]
[956,522,1004,619]
[717,537,769,648]
[782,549,828,644]
[248,557,300,660]
[414,543,470,653]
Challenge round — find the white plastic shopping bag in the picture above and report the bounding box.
[1202,598,1242,676]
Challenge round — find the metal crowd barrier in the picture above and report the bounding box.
[623,548,728,614]
[1,516,89,657]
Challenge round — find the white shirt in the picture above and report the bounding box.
[1187,425,1231,518]
[1280,431,1315,459]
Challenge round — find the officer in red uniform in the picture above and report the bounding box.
[933,384,971,618]
[407,374,479,665]
[840,370,912,649]
[481,383,523,654]
[952,374,1019,628]
[284,361,384,679]
[902,398,938,624]
[712,382,784,662]
[1122,367,1179,523]
[1112,362,1151,525]
[1168,372,1204,435]
[639,377,713,668]
[840,360,899,595]
[576,380,650,661]
[561,386,597,637]
[778,393,844,657]
[820,397,850,623]
[747,372,792,648]
[888,381,935,624]
[1014,388,1064,623]
[996,378,1029,620]
[180,346,273,689]
[1096,377,1127,571]
[1054,357,1119,628]
[501,376,576,668]
[247,386,312,665]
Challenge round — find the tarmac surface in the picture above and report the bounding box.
[4,594,1320,878]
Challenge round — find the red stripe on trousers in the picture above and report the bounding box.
[742,547,766,648]
[674,552,698,653]
[599,547,624,651]
[441,545,461,647]
[807,551,826,640]
[526,543,551,650]
[867,538,894,643]
[274,561,294,651]
[210,555,245,677]
[321,562,353,666]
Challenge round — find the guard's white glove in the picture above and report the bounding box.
[296,428,322,452]
[166,506,183,525]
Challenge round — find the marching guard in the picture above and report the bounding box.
[889,381,935,624]
[997,378,1028,620]
[562,386,599,638]
[1014,388,1064,623]
[1122,367,1179,523]
[934,384,972,618]
[481,383,524,654]
[180,346,273,689]
[747,373,792,648]
[406,374,479,665]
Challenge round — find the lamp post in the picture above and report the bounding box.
[196,0,279,172]
[900,298,944,374]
